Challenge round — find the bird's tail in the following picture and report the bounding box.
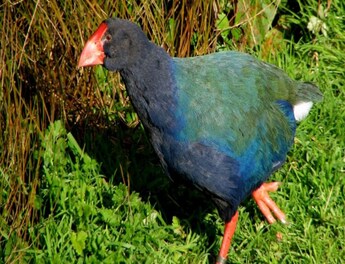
[293,82,323,121]
[296,82,323,103]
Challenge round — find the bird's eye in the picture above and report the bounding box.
[105,34,112,41]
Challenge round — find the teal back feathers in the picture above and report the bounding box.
[172,51,310,156]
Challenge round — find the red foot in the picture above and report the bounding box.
[216,211,239,264]
[252,182,287,224]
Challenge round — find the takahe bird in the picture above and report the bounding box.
[78,18,322,263]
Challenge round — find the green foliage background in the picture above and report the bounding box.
[0,0,344,263]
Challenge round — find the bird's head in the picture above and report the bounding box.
[78,18,149,71]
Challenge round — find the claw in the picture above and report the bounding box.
[252,182,287,224]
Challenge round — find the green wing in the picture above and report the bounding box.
[172,51,296,156]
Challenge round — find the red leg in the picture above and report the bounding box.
[216,211,239,264]
[252,182,287,224]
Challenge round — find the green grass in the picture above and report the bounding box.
[1,0,344,263]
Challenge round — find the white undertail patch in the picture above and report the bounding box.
[293,101,313,121]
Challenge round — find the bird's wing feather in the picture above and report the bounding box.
[169,52,296,203]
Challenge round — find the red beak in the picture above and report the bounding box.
[78,22,108,67]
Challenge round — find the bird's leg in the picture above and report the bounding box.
[252,182,287,224]
[216,211,239,264]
